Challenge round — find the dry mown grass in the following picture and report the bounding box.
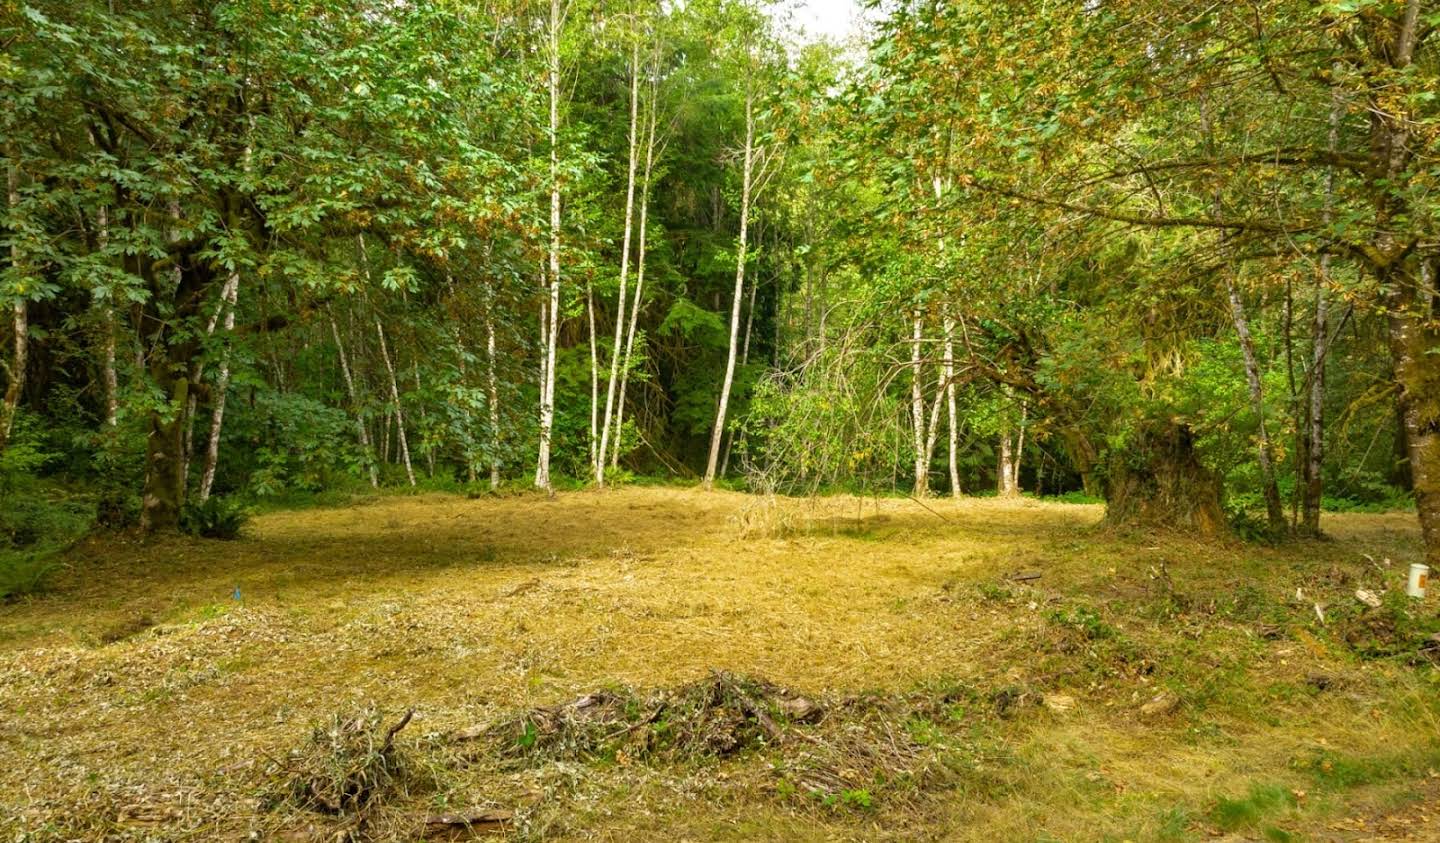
[1,487,1438,841]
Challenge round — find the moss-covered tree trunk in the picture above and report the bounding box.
[1388,294,1440,566]
[136,248,210,532]
[1102,422,1226,536]
[140,372,189,532]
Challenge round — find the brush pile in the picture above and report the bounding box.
[270,708,416,817]
[463,671,973,817]
[484,671,821,764]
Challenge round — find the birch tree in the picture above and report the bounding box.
[597,26,643,487]
[944,308,960,497]
[535,0,565,492]
[198,272,240,501]
[331,313,379,488]
[612,33,665,470]
[703,14,770,489]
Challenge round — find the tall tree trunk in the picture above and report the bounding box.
[536,0,562,492]
[413,358,434,478]
[909,310,929,497]
[923,367,945,467]
[587,278,598,477]
[612,60,660,470]
[597,34,642,487]
[703,85,755,490]
[140,259,208,532]
[85,130,120,428]
[1366,0,1437,563]
[1224,274,1286,535]
[741,269,757,366]
[140,355,191,532]
[96,203,119,427]
[997,397,1024,497]
[1014,402,1026,493]
[1103,421,1227,536]
[944,309,960,497]
[1301,81,1344,536]
[101,303,118,427]
[1196,92,1281,533]
[198,271,240,501]
[443,274,475,484]
[375,316,415,487]
[331,313,379,488]
[0,304,25,454]
[183,271,238,492]
[1388,262,1440,566]
[1,161,27,453]
[1303,273,1331,535]
[537,288,548,464]
[486,282,502,490]
[997,428,1016,497]
[359,236,414,487]
[719,269,761,479]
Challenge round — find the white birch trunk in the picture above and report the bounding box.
[719,266,761,479]
[198,271,240,501]
[1225,275,1285,531]
[1014,402,1026,494]
[331,314,379,487]
[923,368,945,466]
[910,310,928,497]
[611,61,661,470]
[96,203,119,427]
[702,85,755,489]
[487,286,501,489]
[741,270,757,366]
[997,429,1016,497]
[357,234,415,487]
[413,358,434,478]
[597,34,642,487]
[944,310,960,497]
[536,0,562,492]
[443,274,475,484]
[375,316,416,486]
[1303,78,1344,534]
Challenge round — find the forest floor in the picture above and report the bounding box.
[2,487,1439,842]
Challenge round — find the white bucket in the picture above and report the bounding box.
[1408,563,1430,598]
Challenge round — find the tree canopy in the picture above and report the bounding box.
[2,0,1437,564]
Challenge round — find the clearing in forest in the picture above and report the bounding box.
[2,488,1437,841]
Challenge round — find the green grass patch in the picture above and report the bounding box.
[1209,782,1297,831]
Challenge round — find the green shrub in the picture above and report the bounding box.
[0,434,92,597]
[0,415,53,494]
[1047,605,1115,641]
[94,486,141,529]
[1322,491,1414,513]
[1046,490,1104,505]
[180,496,250,540]
[0,550,60,600]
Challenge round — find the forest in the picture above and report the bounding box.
[2,1,1440,841]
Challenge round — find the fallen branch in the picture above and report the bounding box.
[382,709,414,754]
[905,495,951,523]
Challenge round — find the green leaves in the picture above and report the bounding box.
[659,298,728,349]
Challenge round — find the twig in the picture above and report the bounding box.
[905,495,951,523]
[381,709,414,754]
